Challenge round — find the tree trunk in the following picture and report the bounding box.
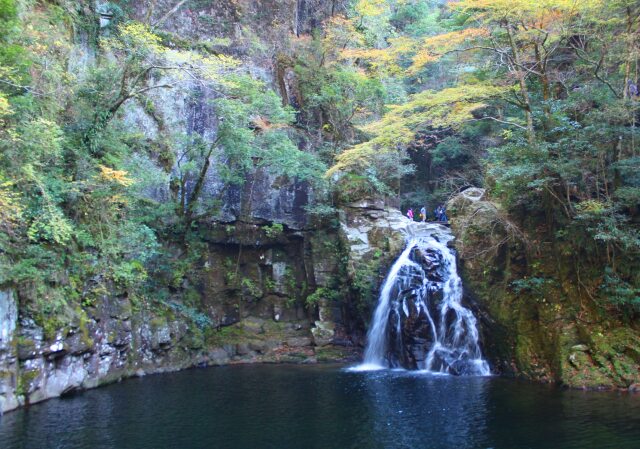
[506,24,535,145]
[535,43,552,126]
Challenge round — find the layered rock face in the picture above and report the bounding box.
[448,188,640,389]
[0,224,359,414]
[1,199,422,414]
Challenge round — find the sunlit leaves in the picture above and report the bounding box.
[328,83,506,175]
[98,165,135,187]
[408,28,489,74]
[450,0,602,23]
[0,177,23,237]
[16,118,64,167]
[0,92,11,126]
[101,22,163,57]
[354,0,388,17]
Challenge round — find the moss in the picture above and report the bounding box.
[74,306,95,349]
[17,368,40,397]
[150,316,167,329]
[206,324,249,346]
[314,345,355,362]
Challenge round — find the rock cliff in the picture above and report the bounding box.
[448,188,640,389]
[1,0,362,414]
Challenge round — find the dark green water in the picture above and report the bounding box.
[1,364,639,449]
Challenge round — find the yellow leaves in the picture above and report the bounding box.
[324,16,364,48]
[0,93,12,119]
[164,49,240,85]
[408,28,489,74]
[327,84,506,176]
[424,28,489,51]
[340,36,418,74]
[451,0,589,26]
[94,166,134,210]
[341,25,488,75]
[576,199,608,214]
[355,0,389,17]
[97,165,135,187]
[103,21,241,88]
[112,22,163,53]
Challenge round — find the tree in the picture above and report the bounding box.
[328,83,506,176]
[82,22,239,154]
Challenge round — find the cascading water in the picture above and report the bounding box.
[359,225,490,376]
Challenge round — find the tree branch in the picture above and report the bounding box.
[152,0,189,29]
[465,116,527,130]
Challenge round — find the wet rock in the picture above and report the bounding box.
[236,342,252,355]
[0,291,17,350]
[571,344,589,352]
[0,290,19,414]
[311,321,335,347]
[285,337,313,347]
[346,198,385,210]
[242,317,266,334]
[209,348,230,365]
[66,333,93,356]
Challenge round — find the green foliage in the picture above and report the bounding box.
[240,277,262,299]
[1,0,638,332]
[305,287,339,308]
[263,223,284,239]
[511,277,556,295]
[600,268,640,310]
[167,301,213,330]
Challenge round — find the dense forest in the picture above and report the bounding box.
[0,0,639,406]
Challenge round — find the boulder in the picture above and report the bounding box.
[311,321,335,347]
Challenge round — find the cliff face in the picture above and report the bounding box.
[448,189,640,389]
[0,0,362,414]
[0,224,358,414]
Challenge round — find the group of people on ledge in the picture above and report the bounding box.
[406,205,447,222]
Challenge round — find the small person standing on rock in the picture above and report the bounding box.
[407,208,414,220]
[420,206,427,222]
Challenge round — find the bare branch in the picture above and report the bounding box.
[152,0,188,29]
[465,116,527,130]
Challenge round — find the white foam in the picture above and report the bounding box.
[346,363,386,372]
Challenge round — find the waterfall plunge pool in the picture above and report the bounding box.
[1,363,639,449]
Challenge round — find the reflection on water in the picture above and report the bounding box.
[363,370,489,449]
[0,364,639,449]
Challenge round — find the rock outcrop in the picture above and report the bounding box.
[448,188,640,389]
[0,209,376,414]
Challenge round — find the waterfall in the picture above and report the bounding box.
[358,226,490,376]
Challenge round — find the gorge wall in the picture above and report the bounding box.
[0,0,366,414]
[448,189,640,390]
[0,195,412,413]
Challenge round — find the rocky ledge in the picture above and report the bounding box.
[0,286,359,415]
